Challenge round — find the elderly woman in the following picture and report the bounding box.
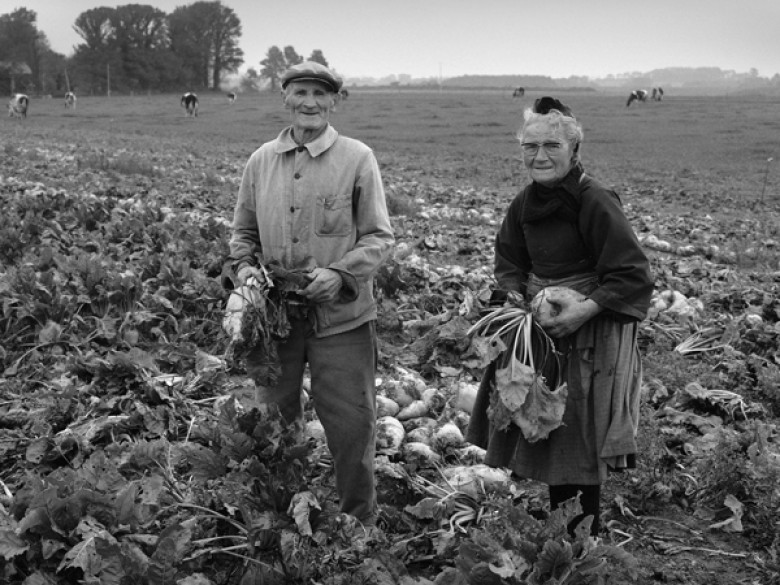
[467,97,653,536]
[225,61,394,524]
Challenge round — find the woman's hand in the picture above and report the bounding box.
[299,268,343,303]
[535,289,602,338]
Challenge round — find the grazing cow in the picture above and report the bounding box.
[8,93,29,118]
[513,86,525,98]
[226,91,236,103]
[626,89,649,107]
[339,88,349,100]
[651,86,664,101]
[181,92,199,117]
[64,91,76,109]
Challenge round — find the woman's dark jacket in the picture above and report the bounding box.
[494,165,653,319]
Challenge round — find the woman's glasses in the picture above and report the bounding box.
[521,142,564,155]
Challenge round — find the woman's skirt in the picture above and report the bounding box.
[466,273,643,485]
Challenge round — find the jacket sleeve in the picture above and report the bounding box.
[578,185,653,320]
[327,150,395,297]
[223,154,263,289]
[494,193,531,295]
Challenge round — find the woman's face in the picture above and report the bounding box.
[521,120,575,186]
[284,80,336,138]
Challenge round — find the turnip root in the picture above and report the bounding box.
[531,286,587,327]
[222,283,265,342]
[442,464,513,498]
[396,399,429,421]
[376,416,405,456]
[455,445,486,464]
[422,387,446,412]
[305,419,326,442]
[402,441,441,465]
[433,422,464,451]
[382,367,426,407]
[406,426,434,444]
[455,381,478,413]
[376,395,400,418]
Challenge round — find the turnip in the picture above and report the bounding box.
[396,399,429,420]
[433,422,464,451]
[376,395,400,418]
[442,464,513,498]
[530,286,587,326]
[402,441,441,465]
[455,381,478,413]
[376,416,405,456]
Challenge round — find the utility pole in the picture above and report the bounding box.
[107,63,111,97]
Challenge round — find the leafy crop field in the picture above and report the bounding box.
[1,90,779,585]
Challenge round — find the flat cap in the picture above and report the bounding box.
[281,61,343,93]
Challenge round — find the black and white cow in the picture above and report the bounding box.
[513,86,525,98]
[651,87,664,101]
[626,89,649,107]
[64,91,77,109]
[226,91,236,103]
[181,92,199,117]
[8,93,29,118]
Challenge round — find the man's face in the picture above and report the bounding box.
[283,80,336,137]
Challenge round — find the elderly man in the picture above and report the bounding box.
[225,61,394,524]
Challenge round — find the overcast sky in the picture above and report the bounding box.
[14,0,780,79]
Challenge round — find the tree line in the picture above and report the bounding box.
[0,3,334,96]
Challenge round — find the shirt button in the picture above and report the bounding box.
[297,146,305,152]
[294,172,301,179]
[292,237,299,243]
[290,206,295,212]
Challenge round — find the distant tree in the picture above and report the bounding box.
[308,50,328,67]
[240,66,260,92]
[168,1,243,90]
[283,46,303,67]
[0,8,40,92]
[260,45,287,90]
[208,2,243,89]
[110,4,170,91]
[260,45,308,90]
[73,7,114,49]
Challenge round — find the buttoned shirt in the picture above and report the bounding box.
[229,124,394,337]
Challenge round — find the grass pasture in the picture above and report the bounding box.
[1,89,779,584]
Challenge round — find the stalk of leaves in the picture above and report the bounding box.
[468,293,567,442]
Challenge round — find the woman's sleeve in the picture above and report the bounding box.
[494,195,531,295]
[579,187,653,320]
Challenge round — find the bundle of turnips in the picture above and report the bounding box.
[222,262,314,386]
[467,289,568,442]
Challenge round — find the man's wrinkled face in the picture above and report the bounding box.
[283,80,336,137]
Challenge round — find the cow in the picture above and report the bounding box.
[64,91,76,109]
[8,93,29,118]
[651,87,664,101]
[226,91,236,103]
[181,92,199,117]
[626,89,649,107]
[513,86,525,98]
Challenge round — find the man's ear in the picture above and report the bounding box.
[280,89,288,107]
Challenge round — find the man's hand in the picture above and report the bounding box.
[299,268,343,303]
[534,289,602,338]
[236,265,267,287]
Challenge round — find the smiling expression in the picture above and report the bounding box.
[522,120,575,186]
[283,80,337,142]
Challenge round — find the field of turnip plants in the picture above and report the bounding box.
[1,89,779,585]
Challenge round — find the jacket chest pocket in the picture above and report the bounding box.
[316,194,352,236]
